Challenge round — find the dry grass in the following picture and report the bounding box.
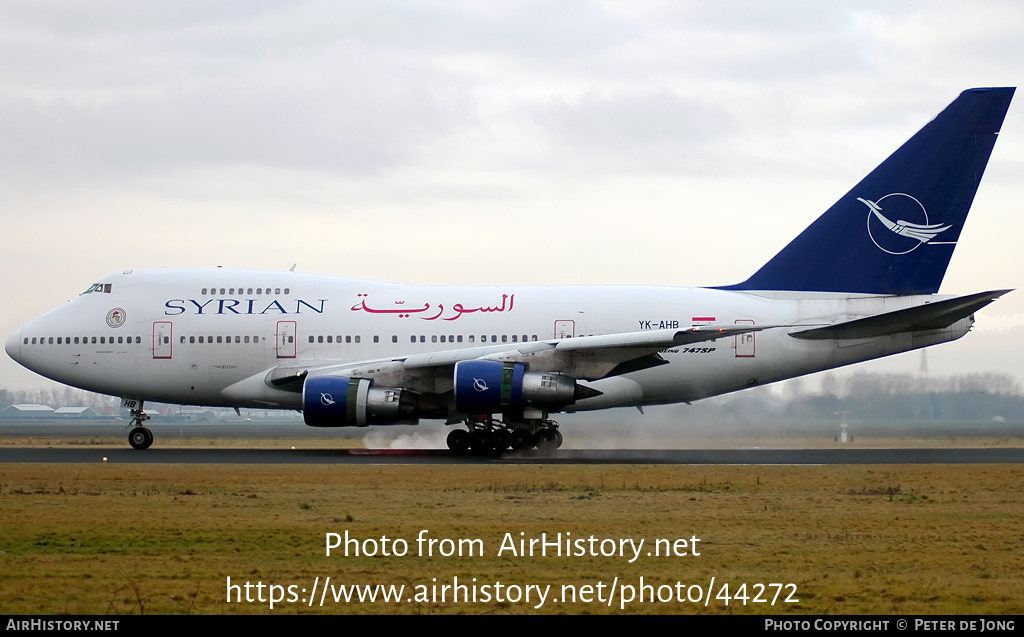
[1,463,1022,615]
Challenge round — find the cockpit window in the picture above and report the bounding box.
[81,283,112,295]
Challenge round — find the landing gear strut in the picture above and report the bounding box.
[126,402,153,450]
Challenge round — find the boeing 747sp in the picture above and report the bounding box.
[5,87,1015,452]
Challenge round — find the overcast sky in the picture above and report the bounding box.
[2,1,1024,391]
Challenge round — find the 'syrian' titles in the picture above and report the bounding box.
[164,298,327,316]
[162,293,515,318]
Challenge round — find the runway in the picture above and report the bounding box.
[1,447,1023,464]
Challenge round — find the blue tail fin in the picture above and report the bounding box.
[719,87,1014,295]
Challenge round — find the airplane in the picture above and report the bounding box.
[4,87,1015,453]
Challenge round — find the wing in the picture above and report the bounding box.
[220,324,773,411]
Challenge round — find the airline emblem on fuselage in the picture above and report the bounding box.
[859,193,954,255]
[106,308,126,328]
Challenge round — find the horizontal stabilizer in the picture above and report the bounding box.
[789,290,1010,340]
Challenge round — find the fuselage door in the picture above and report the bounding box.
[735,319,755,357]
[277,321,297,358]
[554,320,575,339]
[153,321,172,359]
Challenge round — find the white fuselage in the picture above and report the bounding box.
[6,268,971,414]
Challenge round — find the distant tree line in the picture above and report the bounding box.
[711,372,1024,423]
[3,371,1023,423]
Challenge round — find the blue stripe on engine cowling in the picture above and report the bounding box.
[454,360,525,415]
[303,376,354,427]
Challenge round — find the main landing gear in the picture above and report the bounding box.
[127,402,153,450]
[446,418,563,455]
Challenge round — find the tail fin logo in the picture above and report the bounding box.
[859,193,954,255]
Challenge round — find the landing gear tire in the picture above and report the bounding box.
[128,427,153,450]
[469,429,495,453]
[510,428,534,451]
[447,429,470,452]
[535,429,560,453]
[492,428,511,453]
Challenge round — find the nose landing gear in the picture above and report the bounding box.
[126,402,153,450]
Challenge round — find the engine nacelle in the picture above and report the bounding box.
[453,360,578,414]
[303,376,417,427]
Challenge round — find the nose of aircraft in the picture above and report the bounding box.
[5,329,22,364]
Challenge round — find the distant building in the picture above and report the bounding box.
[1,404,55,418]
[53,407,98,419]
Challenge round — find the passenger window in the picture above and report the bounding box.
[411,335,416,343]
[308,336,314,343]
[99,337,105,344]
[202,288,207,295]
[31,337,37,344]
[118,337,123,344]
[190,336,195,343]
[244,336,250,343]
[178,336,183,344]
[284,288,290,294]
[199,336,204,343]
[468,335,474,343]
[74,337,79,344]
[392,335,398,343]
[275,288,281,294]
[432,335,438,343]
[254,336,259,343]
[220,288,225,295]
[48,337,54,344]
[318,335,323,343]
[92,337,97,344]
[247,288,253,295]
[327,336,333,343]
[512,335,518,342]
[257,288,262,295]
[532,335,537,341]
[217,336,223,343]
[419,335,425,343]
[164,337,169,344]
[354,336,361,343]
[57,337,62,344]
[229,288,235,295]
[373,335,379,343]
[457,335,463,343]
[502,335,508,342]
[440,335,446,343]
[491,335,497,343]
[287,336,293,343]
[234,336,240,343]
[346,335,351,343]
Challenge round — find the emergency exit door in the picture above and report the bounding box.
[276,321,296,358]
[152,321,172,359]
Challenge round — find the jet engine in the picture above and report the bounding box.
[453,360,596,414]
[303,376,417,427]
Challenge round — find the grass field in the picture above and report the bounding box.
[2,460,1023,614]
